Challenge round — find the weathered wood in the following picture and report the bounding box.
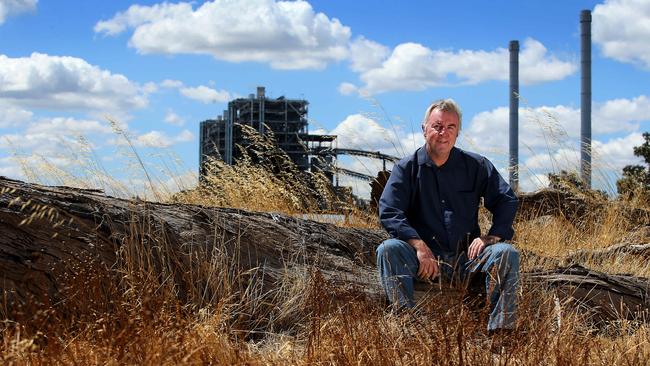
[525,264,650,324]
[0,176,384,314]
[0,177,649,326]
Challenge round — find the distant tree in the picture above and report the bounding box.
[616,132,650,198]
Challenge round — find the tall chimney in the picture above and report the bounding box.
[581,10,592,188]
[509,40,519,191]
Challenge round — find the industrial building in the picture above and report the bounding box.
[199,85,400,207]
[199,86,337,179]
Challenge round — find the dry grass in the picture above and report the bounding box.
[2,122,649,365]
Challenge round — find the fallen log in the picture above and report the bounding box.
[525,264,650,324]
[0,176,383,316]
[0,177,648,327]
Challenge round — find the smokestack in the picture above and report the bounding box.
[256,86,265,99]
[581,10,592,188]
[509,40,519,191]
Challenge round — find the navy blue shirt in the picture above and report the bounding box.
[379,146,518,257]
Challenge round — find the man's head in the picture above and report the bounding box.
[421,99,462,132]
[422,99,462,163]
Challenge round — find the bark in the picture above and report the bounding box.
[525,265,650,324]
[0,176,383,315]
[0,177,648,325]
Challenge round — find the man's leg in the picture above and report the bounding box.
[376,238,419,308]
[467,243,520,331]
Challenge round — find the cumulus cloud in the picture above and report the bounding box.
[337,82,358,96]
[160,79,183,88]
[134,129,194,148]
[313,113,425,198]
[593,0,650,69]
[0,0,37,25]
[0,116,112,151]
[179,85,231,104]
[464,97,650,193]
[164,110,184,126]
[0,105,33,127]
[349,36,390,72]
[329,113,422,157]
[517,132,646,192]
[95,0,351,70]
[464,95,650,155]
[349,38,576,95]
[0,53,149,112]
[592,132,646,169]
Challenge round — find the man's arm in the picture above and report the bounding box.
[468,158,518,260]
[378,161,419,241]
[379,160,439,279]
[482,159,518,240]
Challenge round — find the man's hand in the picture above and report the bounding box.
[468,235,501,260]
[408,239,439,280]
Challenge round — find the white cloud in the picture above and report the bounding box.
[517,132,646,192]
[25,117,112,136]
[142,82,158,93]
[0,105,33,127]
[349,36,390,72]
[593,0,650,69]
[464,97,650,193]
[95,0,351,70]
[0,52,148,112]
[179,85,231,104]
[160,79,183,88]
[595,95,650,132]
[351,38,576,94]
[330,114,418,157]
[593,132,646,170]
[518,173,550,193]
[0,117,112,153]
[0,158,24,180]
[330,114,390,149]
[464,95,650,155]
[313,113,425,198]
[135,129,194,148]
[164,110,185,126]
[0,0,37,25]
[338,82,358,96]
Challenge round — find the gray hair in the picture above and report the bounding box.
[422,99,463,130]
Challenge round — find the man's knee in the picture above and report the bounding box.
[489,243,520,267]
[376,238,410,258]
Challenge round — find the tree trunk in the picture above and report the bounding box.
[0,177,648,325]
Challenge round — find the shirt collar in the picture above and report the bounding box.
[417,145,460,168]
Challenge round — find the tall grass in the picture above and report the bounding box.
[2,117,649,365]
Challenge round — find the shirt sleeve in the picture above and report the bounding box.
[481,158,518,241]
[378,160,421,242]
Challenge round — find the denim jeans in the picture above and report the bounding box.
[376,238,520,331]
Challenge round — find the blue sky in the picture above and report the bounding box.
[1,0,649,198]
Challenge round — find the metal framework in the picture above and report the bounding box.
[199,86,397,184]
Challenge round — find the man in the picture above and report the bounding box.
[377,99,519,333]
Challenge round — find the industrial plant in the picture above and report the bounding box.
[199,86,398,193]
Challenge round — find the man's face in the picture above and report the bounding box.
[423,108,459,158]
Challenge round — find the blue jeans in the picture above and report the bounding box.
[376,238,520,331]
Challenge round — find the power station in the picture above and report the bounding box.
[199,86,398,187]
